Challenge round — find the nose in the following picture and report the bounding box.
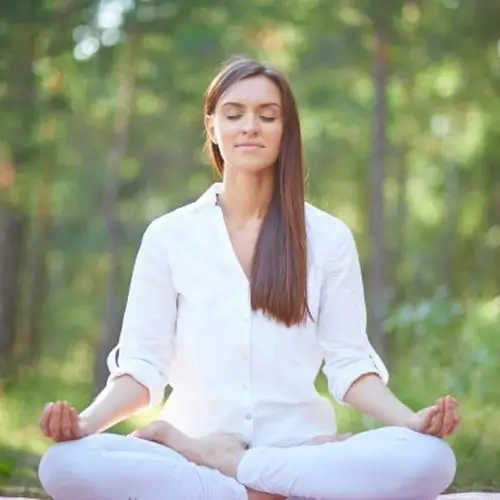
[242,113,259,135]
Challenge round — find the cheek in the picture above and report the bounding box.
[214,122,237,147]
[267,125,283,150]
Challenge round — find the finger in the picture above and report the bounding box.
[70,407,84,438]
[426,403,443,436]
[452,398,461,423]
[60,402,73,441]
[448,416,462,436]
[431,398,446,437]
[447,396,460,435]
[440,397,452,437]
[68,406,78,438]
[67,404,81,440]
[452,403,462,434]
[48,401,63,441]
[40,403,53,437]
[433,398,447,437]
[420,405,438,433]
[442,396,455,436]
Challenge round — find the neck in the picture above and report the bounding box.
[218,168,274,224]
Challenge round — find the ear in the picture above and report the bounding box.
[204,114,217,145]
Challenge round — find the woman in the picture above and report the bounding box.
[38,57,460,500]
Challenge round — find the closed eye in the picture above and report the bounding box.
[226,115,276,122]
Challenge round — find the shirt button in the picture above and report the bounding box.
[245,413,253,421]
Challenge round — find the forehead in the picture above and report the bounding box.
[218,75,281,107]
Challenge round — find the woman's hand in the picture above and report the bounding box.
[40,401,89,442]
[408,395,461,438]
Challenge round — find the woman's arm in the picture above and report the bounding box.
[343,373,415,426]
[317,220,389,407]
[41,218,179,442]
[79,374,150,434]
[316,220,460,435]
[84,218,178,433]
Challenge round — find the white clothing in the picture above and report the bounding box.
[39,427,456,500]
[106,183,388,448]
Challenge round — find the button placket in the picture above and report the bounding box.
[242,307,254,435]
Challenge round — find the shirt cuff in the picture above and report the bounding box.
[106,346,167,409]
[327,351,389,405]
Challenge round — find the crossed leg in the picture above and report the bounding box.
[238,426,456,500]
[39,433,247,500]
[39,426,456,500]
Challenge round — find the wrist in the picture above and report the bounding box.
[401,410,418,429]
[78,413,99,435]
[159,422,201,461]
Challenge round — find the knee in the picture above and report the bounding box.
[38,440,88,497]
[401,430,457,494]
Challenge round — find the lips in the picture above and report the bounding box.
[236,144,264,148]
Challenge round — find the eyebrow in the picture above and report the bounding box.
[221,102,281,109]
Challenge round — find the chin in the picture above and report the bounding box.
[228,159,276,174]
[237,164,274,176]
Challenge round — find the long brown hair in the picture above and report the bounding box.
[204,57,309,327]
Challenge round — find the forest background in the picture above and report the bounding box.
[0,0,499,497]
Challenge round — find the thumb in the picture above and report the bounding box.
[420,405,439,428]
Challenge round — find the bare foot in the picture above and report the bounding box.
[183,432,247,477]
[246,489,285,500]
[133,420,247,477]
[304,433,353,445]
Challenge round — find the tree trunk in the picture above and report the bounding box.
[93,34,140,393]
[440,159,460,293]
[368,18,389,361]
[393,144,409,301]
[0,207,27,370]
[0,28,38,373]
[25,136,55,362]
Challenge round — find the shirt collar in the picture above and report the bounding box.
[195,182,223,208]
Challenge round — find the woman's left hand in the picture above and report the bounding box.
[408,395,461,438]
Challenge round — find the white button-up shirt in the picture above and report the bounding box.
[107,183,388,447]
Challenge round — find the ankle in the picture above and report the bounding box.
[199,446,246,478]
[161,424,198,458]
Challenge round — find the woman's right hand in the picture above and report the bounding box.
[39,401,89,442]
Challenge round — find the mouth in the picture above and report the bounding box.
[236,144,265,149]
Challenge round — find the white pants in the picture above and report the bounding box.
[38,426,456,500]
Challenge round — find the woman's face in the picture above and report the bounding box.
[206,75,284,174]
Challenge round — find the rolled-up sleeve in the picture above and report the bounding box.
[318,221,389,404]
[106,218,177,409]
